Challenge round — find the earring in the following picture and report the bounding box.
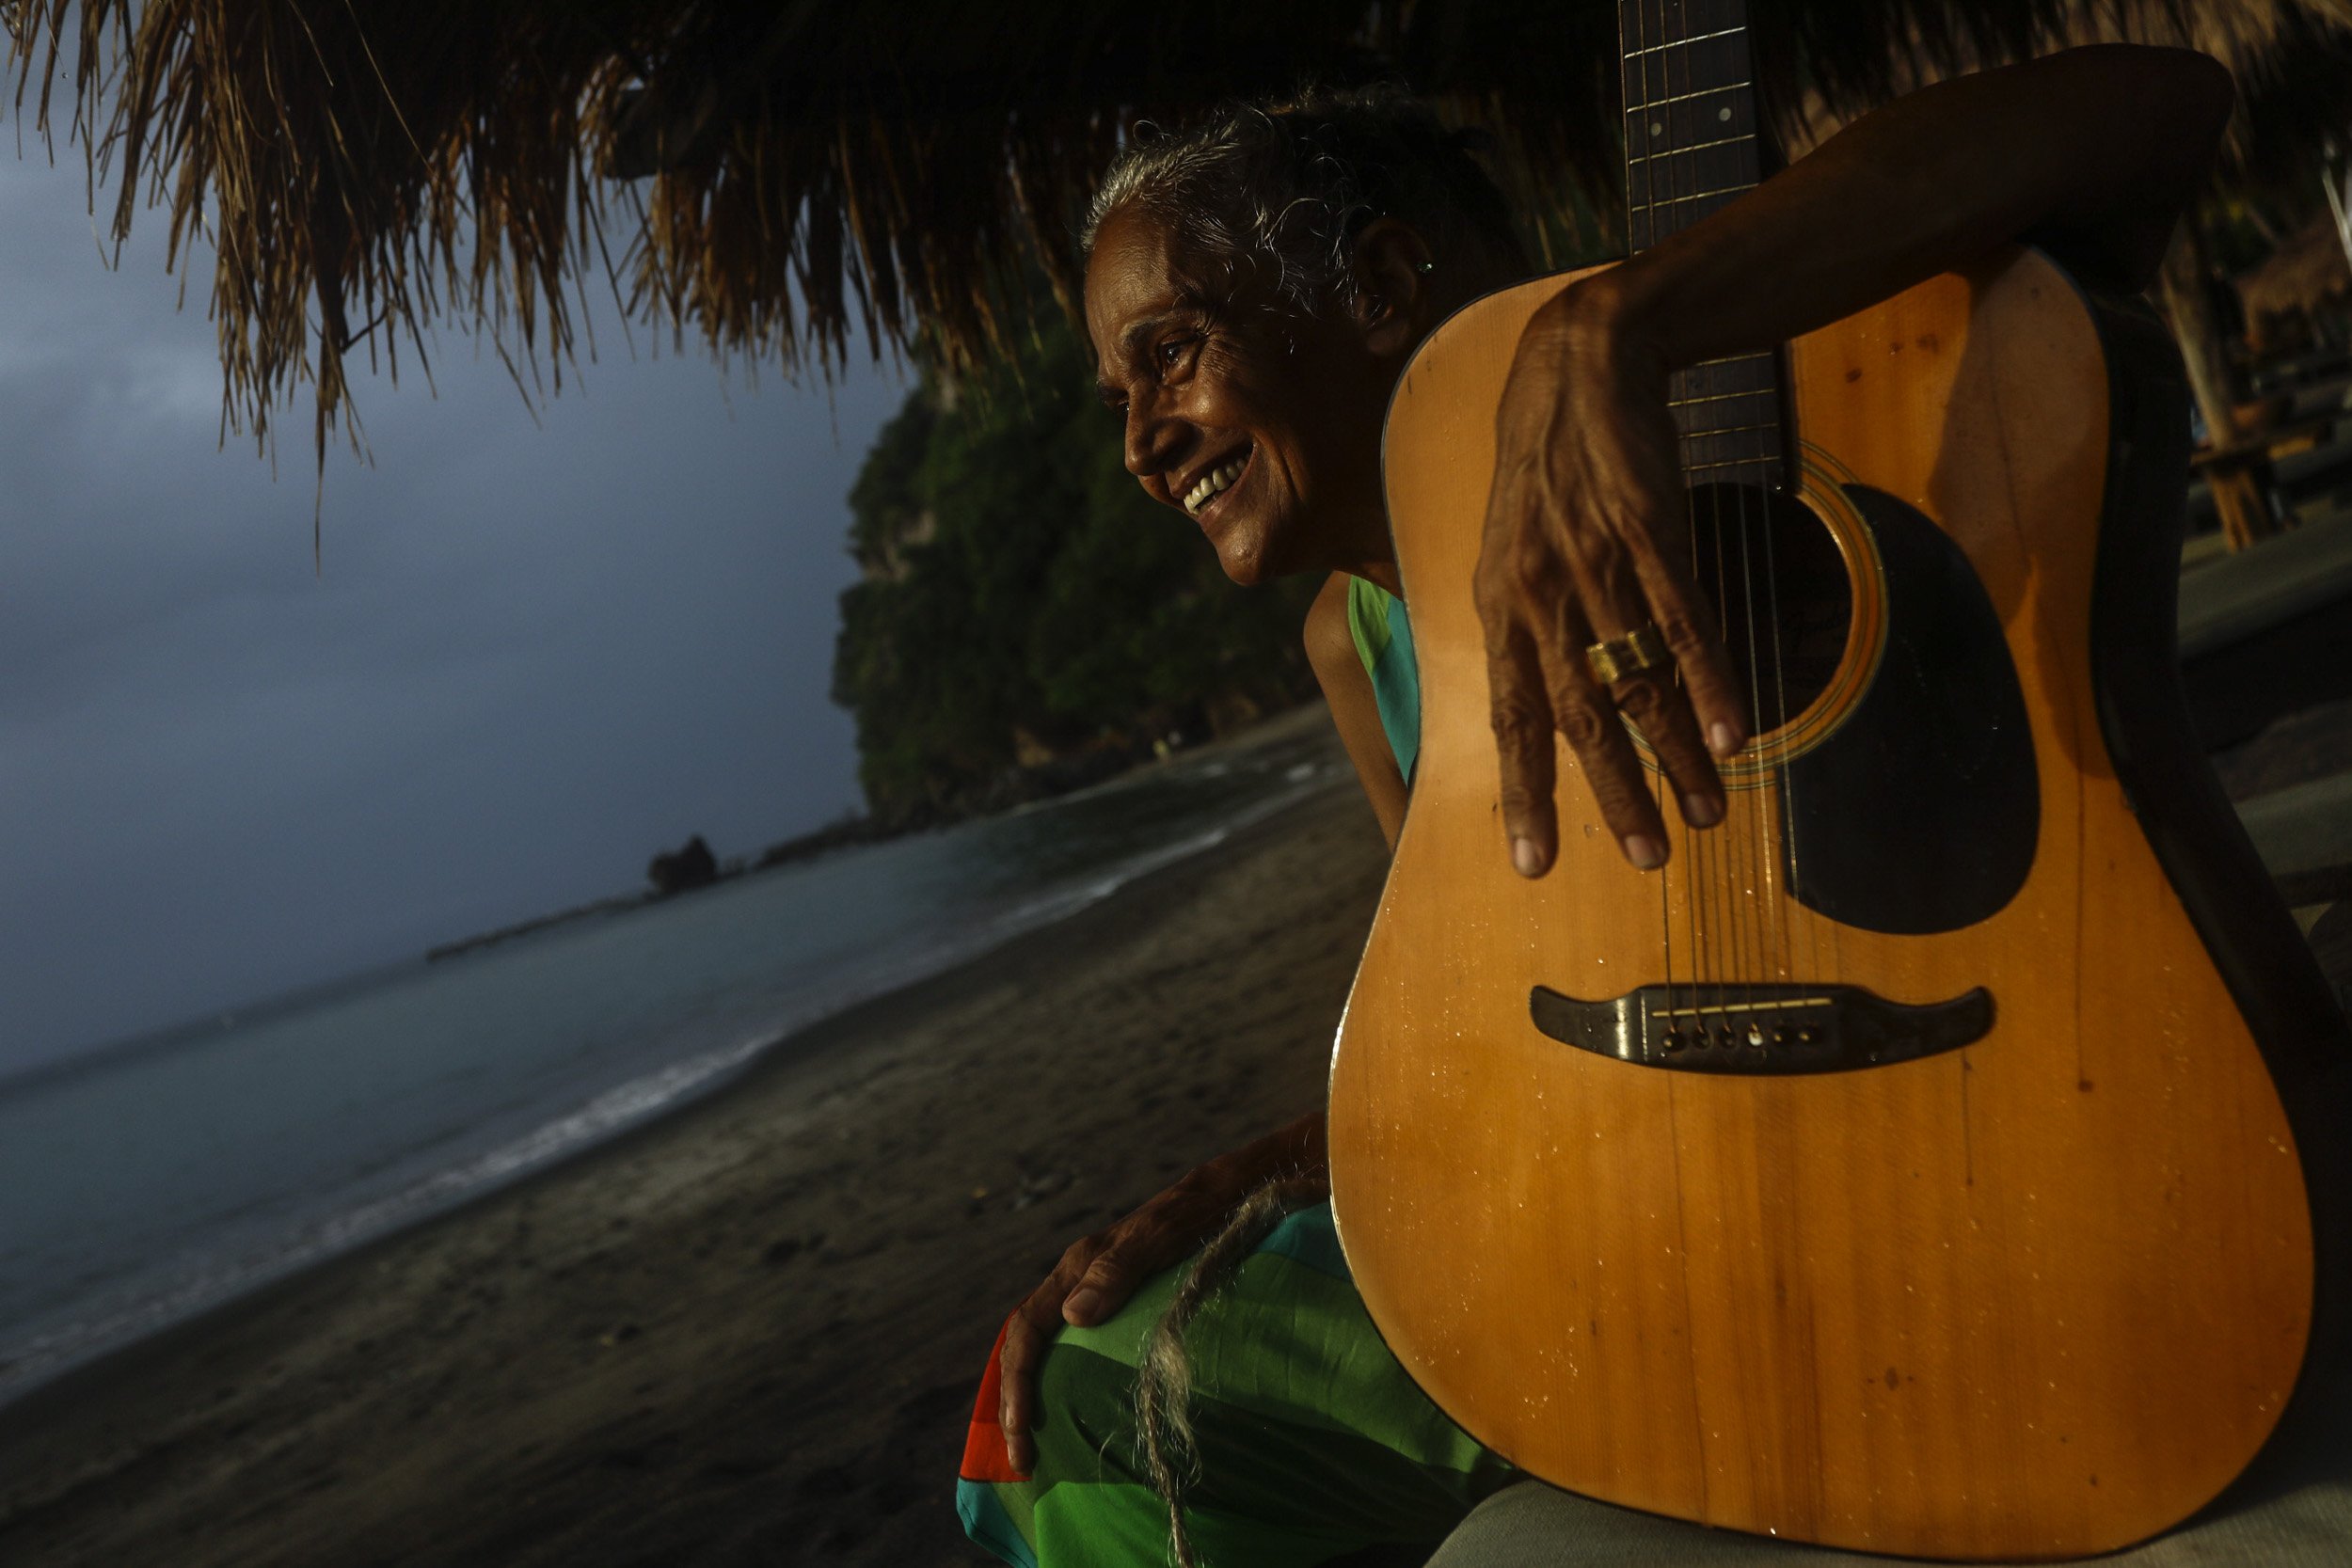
[1413,261,1435,276]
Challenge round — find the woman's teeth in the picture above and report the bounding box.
[1184,451,1248,515]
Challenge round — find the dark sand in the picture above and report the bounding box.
[2,698,2344,1568]
[0,716,1389,1568]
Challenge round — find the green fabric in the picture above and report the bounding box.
[960,1203,1515,1567]
[955,597,1467,1567]
[1345,577,1422,782]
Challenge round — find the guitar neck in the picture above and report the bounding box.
[1618,0,1786,490]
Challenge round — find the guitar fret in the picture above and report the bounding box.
[1626,133,1750,164]
[1622,0,1787,487]
[1668,387,1775,407]
[1654,183,1757,204]
[1677,421,1780,437]
[1625,24,1747,55]
[1621,82,1751,112]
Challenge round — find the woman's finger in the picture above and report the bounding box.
[998,1300,1053,1474]
[1626,534,1748,762]
[997,1231,1110,1472]
[1482,615,1560,877]
[1572,554,1729,834]
[1604,666,1724,833]
[1532,610,1673,867]
[1064,1245,1141,1325]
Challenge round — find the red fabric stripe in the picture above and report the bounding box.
[959,1315,1030,1483]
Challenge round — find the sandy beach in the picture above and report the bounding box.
[3,690,2346,1568]
[0,717,1388,1568]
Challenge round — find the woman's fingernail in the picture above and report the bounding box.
[1512,837,1543,877]
[1708,721,1741,756]
[1065,1288,1103,1323]
[1682,792,1722,828]
[1623,834,1664,869]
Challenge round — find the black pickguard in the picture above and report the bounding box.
[1777,484,2039,934]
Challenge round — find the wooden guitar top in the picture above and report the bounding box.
[1327,249,2318,1560]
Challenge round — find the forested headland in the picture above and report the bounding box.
[832,314,1322,829]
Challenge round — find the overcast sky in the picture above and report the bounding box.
[0,143,904,1072]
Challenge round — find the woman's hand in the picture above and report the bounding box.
[1470,46,2236,883]
[1474,274,1746,878]
[994,1111,1327,1475]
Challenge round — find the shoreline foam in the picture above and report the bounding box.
[0,707,1345,1421]
[0,713,1382,1568]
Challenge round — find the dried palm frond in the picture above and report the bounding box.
[6,1,2348,470]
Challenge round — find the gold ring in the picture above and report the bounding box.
[1584,624,1672,686]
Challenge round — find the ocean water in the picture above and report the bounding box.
[0,718,1344,1407]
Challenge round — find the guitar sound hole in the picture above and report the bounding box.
[1682,483,1852,736]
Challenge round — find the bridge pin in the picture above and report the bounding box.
[1661,1028,1684,1052]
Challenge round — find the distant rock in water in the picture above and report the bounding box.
[647,834,719,896]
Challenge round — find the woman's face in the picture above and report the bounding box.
[1085,206,1398,585]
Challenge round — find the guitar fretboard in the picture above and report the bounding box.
[1618,0,1784,490]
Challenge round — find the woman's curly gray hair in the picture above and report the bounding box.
[1083,84,1529,319]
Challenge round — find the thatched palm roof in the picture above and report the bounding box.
[5,0,2349,466]
[2237,213,2352,347]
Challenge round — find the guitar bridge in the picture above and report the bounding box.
[1528,981,1993,1074]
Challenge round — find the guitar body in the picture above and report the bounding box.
[1327,248,2347,1559]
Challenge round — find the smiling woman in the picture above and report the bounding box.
[959,87,1534,1568]
[957,40,2249,1568]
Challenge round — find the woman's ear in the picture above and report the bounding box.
[1349,218,1437,358]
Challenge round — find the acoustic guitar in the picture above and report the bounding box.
[1326,2,2352,1559]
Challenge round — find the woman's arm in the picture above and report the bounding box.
[1478,44,2233,879]
[994,1111,1326,1474]
[1306,572,1408,849]
[996,581,1406,1473]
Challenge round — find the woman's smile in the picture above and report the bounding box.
[1182,444,1255,526]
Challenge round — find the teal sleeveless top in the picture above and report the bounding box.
[1344,576,1421,781]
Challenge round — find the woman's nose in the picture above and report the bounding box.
[1124,397,1184,482]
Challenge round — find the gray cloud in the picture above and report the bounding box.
[0,155,905,1069]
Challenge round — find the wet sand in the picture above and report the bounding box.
[0,721,1389,1568]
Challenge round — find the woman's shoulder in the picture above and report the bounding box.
[1307,572,1402,680]
[1304,572,1360,676]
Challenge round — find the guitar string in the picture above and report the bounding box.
[1627,0,1684,1038]
[1692,5,1767,1037]
[1665,0,1727,1022]
[1629,0,1690,1042]
[1702,0,1777,1037]
[1723,11,1780,1030]
[1698,0,1766,1035]
[1684,0,1740,1029]
[1657,0,1707,1030]
[1759,21,1788,1029]
[1760,372,1796,997]
[1675,0,1741,1023]
[1637,0,1693,1010]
